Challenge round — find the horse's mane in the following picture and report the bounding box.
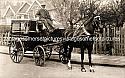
[65,15,94,37]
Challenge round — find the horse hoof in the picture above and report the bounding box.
[81,68,86,72]
[90,69,95,72]
[68,67,72,70]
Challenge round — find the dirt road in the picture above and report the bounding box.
[0,53,125,78]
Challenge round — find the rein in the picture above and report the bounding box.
[73,16,95,37]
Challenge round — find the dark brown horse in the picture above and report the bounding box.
[61,15,102,72]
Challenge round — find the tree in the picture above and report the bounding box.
[51,0,80,29]
[51,0,101,29]
[100,0,125,27]
[98,0,125,55]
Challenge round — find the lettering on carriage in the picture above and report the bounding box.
[95,37,120,41]
[8,36,120,42]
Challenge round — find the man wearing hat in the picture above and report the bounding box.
[36,4,54,32]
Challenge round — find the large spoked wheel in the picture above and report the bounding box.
[9,39,24,63]
[44,46,52,60]
[33,45,45,66]
[59,46,68,64]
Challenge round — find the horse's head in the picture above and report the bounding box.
[93,16,103,34]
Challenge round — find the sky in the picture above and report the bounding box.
[0,0,121,6]
[0,0,31,5]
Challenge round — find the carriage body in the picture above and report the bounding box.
[9,19,65,66]
[10,19,41,51]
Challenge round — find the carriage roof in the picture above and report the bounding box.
[11,19,64,31]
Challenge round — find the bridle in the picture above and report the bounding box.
[93,16,102,33]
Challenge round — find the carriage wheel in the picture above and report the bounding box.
[44,46,52,60]
[9,40,24,63]
[33,45,45,66]
[59,46,68,64]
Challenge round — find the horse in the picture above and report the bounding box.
[61,15,102,72]
[37,15,102,72]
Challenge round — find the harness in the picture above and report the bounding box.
[67,15,100,37]
[73,16,94,37]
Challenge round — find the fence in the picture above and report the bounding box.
[93,26,125,56]
[0,26,125,56]
[0,32,10,46]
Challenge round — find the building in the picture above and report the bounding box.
[1,0,57,25]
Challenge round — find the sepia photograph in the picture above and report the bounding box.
[0,0,125,78]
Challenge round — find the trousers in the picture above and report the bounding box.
[38,18,55,32]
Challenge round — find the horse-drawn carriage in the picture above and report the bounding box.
[9,19,66,66]
[9,15,102,72]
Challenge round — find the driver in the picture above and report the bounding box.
[35,4,55,32]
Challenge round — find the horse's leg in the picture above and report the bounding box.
[81,47,86,72]
[62,44,68,64]
[88,45,95,72]
[67,46,73,70]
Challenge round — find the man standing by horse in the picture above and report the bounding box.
[35,4,55,33]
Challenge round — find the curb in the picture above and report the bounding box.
[0,52,125,68]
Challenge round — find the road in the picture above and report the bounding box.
[0,53,125,78]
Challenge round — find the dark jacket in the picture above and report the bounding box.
[36,8,51,20]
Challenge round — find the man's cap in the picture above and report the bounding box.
[41,4,46,6]
[41,2,46,6]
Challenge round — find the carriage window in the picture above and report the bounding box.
[12,23,20,30]
[12,23,25,31]
[21,23,25,31]
[28,21,36,31]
